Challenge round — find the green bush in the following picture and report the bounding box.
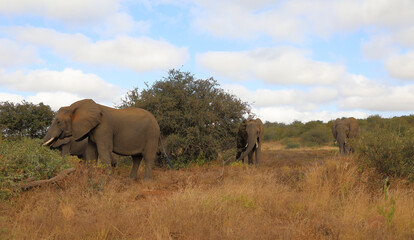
[301,125,332,147]
[0,138,73,200]
[354,128,414,181]
[282,138,300,149]
[118,69,250,166]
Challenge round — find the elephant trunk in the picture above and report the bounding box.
[237,136,257,161]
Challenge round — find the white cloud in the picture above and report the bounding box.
[0,92,24,103]
[254,106,369,124]
[339,74,414,111]
[385,52,414,80]
[223,84,337,111]
[7,27,188,72]
[0,39,41,67]
[27,92,84,110]
[361,35,398,60]
[0,68,122,103]
[197,47,345,85]
[188,0,414,41]
[98,12,151,36]
[0,0,121,24]
[191,0,304,41]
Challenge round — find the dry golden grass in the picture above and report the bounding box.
[1,146,414,239]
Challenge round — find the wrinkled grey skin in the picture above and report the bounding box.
[49,137,98,161]
[42,99,160,180]
[331,117,360,155]
[236,118,264,165]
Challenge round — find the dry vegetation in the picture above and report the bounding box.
[1,143,414,240]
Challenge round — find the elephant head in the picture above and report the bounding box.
[43,99,102,147]
[236,118,264,165]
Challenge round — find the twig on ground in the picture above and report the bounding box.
[20,167,76,191]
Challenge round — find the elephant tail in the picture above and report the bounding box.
[159,137,174,169]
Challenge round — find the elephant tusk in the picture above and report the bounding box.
[43,137,56,146]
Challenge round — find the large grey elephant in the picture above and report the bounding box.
[331,117,360,155]
[236,118,264,165]
[43,99,160,180]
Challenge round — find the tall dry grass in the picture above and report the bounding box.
[1,149,414,239]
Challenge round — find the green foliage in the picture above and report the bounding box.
[377,178,396,226]
[354,126,414,181]
[118,69,251,166]
[301,125,332,147]
[282,138,301,149]
[264,120,333,148]
[0,138,73,200]
[0,101,55,139]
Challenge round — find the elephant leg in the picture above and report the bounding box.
[110,154,117,167]
[96,141,114,166]
[255,144,261,166]
[130,154,143,180]
[248,150,254,165]
[83,140,98,162]
[143,148,157,181]
[236,150,244,163]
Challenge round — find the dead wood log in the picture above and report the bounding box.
[20,167,76,191]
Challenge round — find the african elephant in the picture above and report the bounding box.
[236,118,264,165]
[48,137,97,161]
[331,117,360,155]
[42,99,160,180]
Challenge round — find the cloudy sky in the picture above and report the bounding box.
[0,0,414,123]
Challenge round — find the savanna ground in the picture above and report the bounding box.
[1,142,414,240]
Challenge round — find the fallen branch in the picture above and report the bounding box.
[20,167,76,191]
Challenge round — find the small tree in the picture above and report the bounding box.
[118,69,251,165]
[0,101,54,138]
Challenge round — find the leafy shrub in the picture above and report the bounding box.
[0,137,73,200]
[301,125,332,147]
[354,128,414,181]
[118,69,251,166]
[282,138,300,149]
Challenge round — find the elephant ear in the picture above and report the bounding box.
[70,99,102,140]
[52,137,71,148]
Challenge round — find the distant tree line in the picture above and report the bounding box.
[263,120,333,148]
[263,114,414,148]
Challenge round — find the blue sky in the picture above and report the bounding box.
[0,0,414,123]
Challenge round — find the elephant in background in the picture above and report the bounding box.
[49,137,97,160]
[236,118,264,165]
[331,117,361,155]
[43,99,160,180]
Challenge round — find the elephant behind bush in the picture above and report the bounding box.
[331,117,360,155]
